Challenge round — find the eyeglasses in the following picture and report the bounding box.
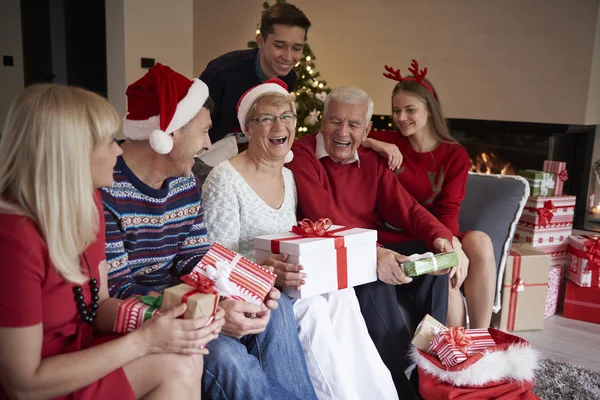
[249,112,298,126]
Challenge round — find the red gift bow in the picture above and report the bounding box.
[558,169,568,182]
[291,218,334,237]
[536,200,556,227]
[584,238,600,269]
[512,277,525,293]
[441,326,473,355]
[180,272,218,300]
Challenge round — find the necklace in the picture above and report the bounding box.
[72,253,99,325]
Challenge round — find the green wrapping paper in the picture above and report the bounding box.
[518,169,555,196]
[401,252,458,277]
[134,295,163,322]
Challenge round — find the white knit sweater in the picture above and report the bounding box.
[202,160,298,262]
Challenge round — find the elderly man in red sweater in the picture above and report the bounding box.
[284,86,468,398]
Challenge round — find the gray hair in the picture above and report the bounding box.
[323,86,374,124]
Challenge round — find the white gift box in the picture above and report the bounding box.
[253,225,378,298]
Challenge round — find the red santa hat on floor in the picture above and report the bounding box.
[122,63,209,154]
[236,78,296,163]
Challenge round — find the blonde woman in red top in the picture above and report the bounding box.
[0,85,223,399]
[364,60,496,328]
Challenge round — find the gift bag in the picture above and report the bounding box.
[412,328,539,399]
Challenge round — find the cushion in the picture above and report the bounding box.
[458,173,529,312]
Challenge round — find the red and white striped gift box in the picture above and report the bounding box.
[543,161,568,196]
[519,195,576,226]
[566,235,600,287]
[514,222,573,252]
[191,243,276,305]
[430,328,496,367]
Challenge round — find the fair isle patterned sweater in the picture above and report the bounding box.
[100,156,210,299]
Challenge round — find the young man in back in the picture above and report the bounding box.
[194,2,310,178]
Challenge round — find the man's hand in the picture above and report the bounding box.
[432,237,469,288]
[219,299,270,339]
[263,253,306,290]
[368,139,403,171]
[376,247,413,285]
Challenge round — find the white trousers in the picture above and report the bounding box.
[293,288,399,400]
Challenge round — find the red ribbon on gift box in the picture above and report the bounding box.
[177,273,219,319]
[441,327,473,355]
[536,200,556,227]
[504,250,547,331]
[567,237,600,286]
[271,218,352,290]
[558,169,568,182]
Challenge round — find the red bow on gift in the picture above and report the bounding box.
[442,326,473,355]
[292,218,333,237]
[512,277,525,293]
[181,272,218,294]
[584,238,600,269]
[558,169,568,182]
[536,200,556,227]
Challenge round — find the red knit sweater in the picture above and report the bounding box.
[369,131,470,237]
[288,134,453,250]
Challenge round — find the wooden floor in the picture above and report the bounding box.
[518,315,600,373]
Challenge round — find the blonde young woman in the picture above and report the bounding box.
[202,79,397,400]
[0,85,223,400]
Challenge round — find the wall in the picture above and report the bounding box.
[193,0,600,125]
[106,0,194,117]
[0,0,25,128]
[586,4,600,125]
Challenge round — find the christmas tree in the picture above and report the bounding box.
[248,0,331,138]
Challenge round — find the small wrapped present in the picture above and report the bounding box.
[162,273,219,320]
[114,295,162,333]
[543,160,568,196]
[563,280,600,324]
[499,243,550,331]
[514,196,575,253]
[566,235,600,287]
[545,265,563,318]
[401,252,458,277]
[518,169,555,196]
[429,326,496,367]
[192,243,276,304]
[412,329,538,399]
[254,218,377,298]
[411,314,445,351]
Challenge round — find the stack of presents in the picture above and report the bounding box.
[506,160,600,331]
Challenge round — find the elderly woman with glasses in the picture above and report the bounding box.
[202,79,398,400]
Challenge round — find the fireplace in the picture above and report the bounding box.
[371,117,596,230]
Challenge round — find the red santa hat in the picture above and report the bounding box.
[122,63,209,154]
[236,78,293,135]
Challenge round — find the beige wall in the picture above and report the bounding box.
[586,4,600,125]
[0,0,25,127]
[106,0,194,117]
[194,0,600,125]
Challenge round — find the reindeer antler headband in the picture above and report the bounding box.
[383,59,435,98]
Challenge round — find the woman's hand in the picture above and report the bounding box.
[218,299,270,339]
[363,138,403,171]
[135,303,223,355]
[432,237,469,288]
[263,253,306,290]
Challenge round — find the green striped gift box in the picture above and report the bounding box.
[402,251,458,277]
[518,169,555,196]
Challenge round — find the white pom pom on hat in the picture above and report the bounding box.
[149,130,174,154]
[284,150,294,163]
[122,63,209,154]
